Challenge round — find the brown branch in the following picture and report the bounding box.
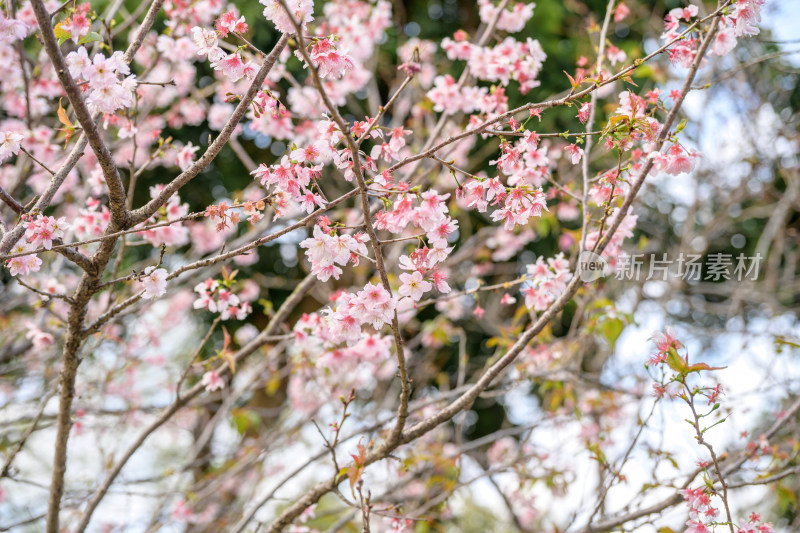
[0,185,24,215]
[31,0,128,226]
[18,147,55,176]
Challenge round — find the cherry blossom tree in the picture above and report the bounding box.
[0,0,798,532]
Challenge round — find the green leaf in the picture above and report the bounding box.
[666,347,688,374]
[258,298,273,316]
[602,114,629,136]
[686,362,726,374]
[78,31,103,45]
[598,317,625,350]
[54,21,72,45]
[231,408,261,435]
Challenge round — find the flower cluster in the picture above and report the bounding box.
[661,5,700,67]
[489,130,551,188]
[588,169,622,205]
[251,144,330,218]
[458,167,549,235]
[0,130,23,162]
[489,185,548,230]
[5,243,42,277]
[284,282,398,413]
[429,33,546,112]
[521,254,572,311]
[260,0,314,34]
[191,21,259,83]
[370,190,458,286]
[175,142,199,172]
[215,10,248,37]
[468,37,546,94]
[65,47,138,115]
[24,215,69,250]
[662,0,765,66]
[56,3,91,44]
[732,0,766,38]
[191,27,225,62]
[211,51,259,83]
[306,36,354,79]
[0,13,29,44]
[299,224,369,282]
[477,0,535,33]
[426,75,487,114]
[652,143,699,176]
[288,308,394,414]
[678,487,719,533]
[648,327,682,366]
[193,277,254,321]
[737,513,775,533]
[679,489,774,533]
[441,30,472,61]
[73,198,111,239]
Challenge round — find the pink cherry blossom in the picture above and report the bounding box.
[711,23,738,56]
[215,11,248,37]
[307,36,355,79]
[201,370,224,392]
[614,3,630,22]
[140,267,168,299]
[260,0,314,34]
[565,143,584,164]
[5,243,42,277]
[24,215,70,250]
[398,270,432,302]
[0,130,23,162]
[577,102,592,124]
[478,0,535,34]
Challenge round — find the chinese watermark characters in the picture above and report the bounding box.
[578,252,762,283]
